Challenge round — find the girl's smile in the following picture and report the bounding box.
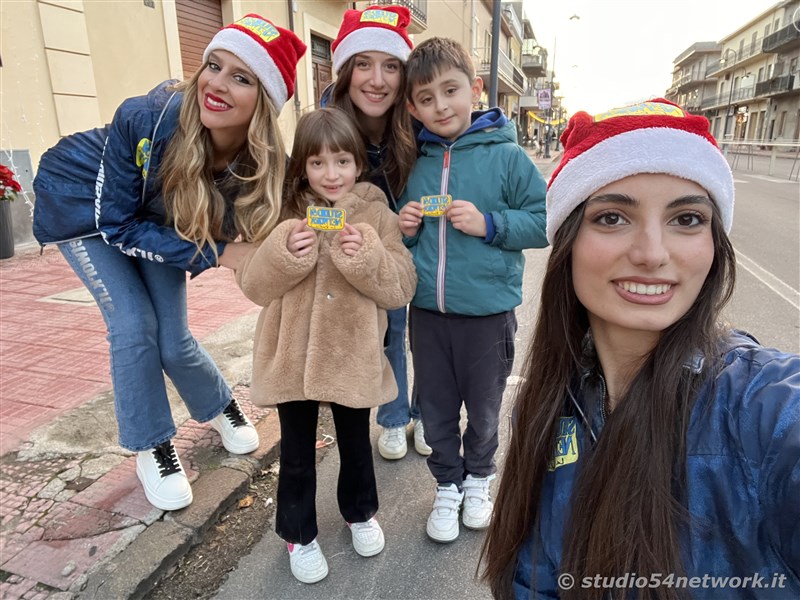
[305,147,360,204]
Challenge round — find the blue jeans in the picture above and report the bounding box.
[375,306,420,428]
[59,237,232,452]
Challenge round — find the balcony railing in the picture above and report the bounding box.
[700,84,756,109]
[755,75,795,97]
[375,0,427,31]
[475,46,526,94]
[706,41,764,78]
[521,52,545,77]
[762,21,800,53]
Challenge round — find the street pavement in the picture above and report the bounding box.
[0,147,562,600]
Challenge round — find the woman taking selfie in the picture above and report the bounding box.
[482,99,800,600]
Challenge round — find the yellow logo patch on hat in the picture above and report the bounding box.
[237,16,280,44]
[594,101,685,123]
[547,417,579,471]
[136,138,151,178]
[360,9,399,27]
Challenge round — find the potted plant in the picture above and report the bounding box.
[0,164,22,259]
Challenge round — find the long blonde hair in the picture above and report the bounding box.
[160,66,286,256]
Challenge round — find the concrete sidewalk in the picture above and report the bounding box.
[0,243,280,599]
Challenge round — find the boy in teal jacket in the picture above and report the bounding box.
[398,37,548,543]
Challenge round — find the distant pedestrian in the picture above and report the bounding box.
[481,99,800,600]
[235,108,416,584]
[399,37,548,544]
[32,15,306,512]
[321,5,431,461]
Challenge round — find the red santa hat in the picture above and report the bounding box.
[203,14,307,111]
[331,5,413,73]
[546,98,735,243]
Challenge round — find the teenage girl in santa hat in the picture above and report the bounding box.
[481,99,800,600]
[321,5,430,462]
[33,15,306,512]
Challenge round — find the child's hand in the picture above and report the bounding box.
[446,200,487,238]
[399,202,423,237]
[339,223,363,256]
[286,219,317,257]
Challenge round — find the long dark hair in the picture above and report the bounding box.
[481,201,737,600]
[330,57,416,198]
[281,108,368,220]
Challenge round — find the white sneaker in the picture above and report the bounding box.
[136,441,193,511]
[378,426,407,460]
[209,399,259,454]
[462,474,495,530]
[287,539,329,584]
[348,517,385,557]
[413,420,432,456]
[426,483,464,543]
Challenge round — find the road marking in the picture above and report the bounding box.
[741,174,798,184]
[736,250,800,310]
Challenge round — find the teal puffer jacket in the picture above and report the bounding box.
[399,108,548,316]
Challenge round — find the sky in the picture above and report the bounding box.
[521,0,782,115]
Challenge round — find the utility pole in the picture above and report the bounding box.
[488,0,501,107]
[543,38,556,158]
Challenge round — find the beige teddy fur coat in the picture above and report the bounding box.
[236,182,417,409]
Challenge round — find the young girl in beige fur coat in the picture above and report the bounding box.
[235,108,416,584]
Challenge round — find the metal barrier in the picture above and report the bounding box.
[717,140,800,181]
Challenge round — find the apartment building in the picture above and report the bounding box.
[0,0,535,249]
[666,42,722,117]
[667,0,800,144]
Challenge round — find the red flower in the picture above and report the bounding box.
[0,164,22,201]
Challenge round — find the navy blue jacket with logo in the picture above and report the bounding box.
[33,81,226,276]
[514,331,800,599]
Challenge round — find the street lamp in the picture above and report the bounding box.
[543,39,556,158]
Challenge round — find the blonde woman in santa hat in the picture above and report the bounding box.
[322,4,431,462]
[32,15,306,512]
[480,99,800,599]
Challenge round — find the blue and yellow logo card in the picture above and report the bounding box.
[421,194,451,217]
[307,206,346,231]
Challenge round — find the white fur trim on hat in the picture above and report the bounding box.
[204,28,288,110]
[332,28,412,73]
[545,127,735,243]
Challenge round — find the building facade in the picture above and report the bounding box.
[0,0,535,249]
[667,0,800,145]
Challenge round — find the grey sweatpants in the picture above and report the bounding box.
[409,306,517,487]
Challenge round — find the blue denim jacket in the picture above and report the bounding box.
[33,81,227,276]
[514,331,800,599]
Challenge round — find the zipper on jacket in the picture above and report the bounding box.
[436,147,451,313]
[599,373,609,424]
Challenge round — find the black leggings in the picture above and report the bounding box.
[276,401,378,545]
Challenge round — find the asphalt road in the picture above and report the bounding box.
[213,159,798,599]
[725,169,799,352]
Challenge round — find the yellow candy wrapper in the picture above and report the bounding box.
[421,194,452,217]
[307,206,346,231]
